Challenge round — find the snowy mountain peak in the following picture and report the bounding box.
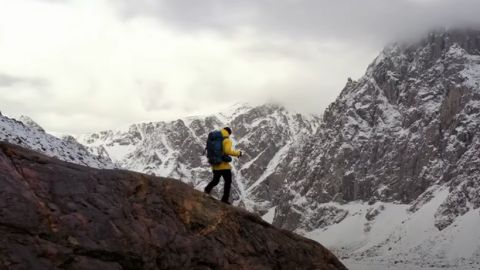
[0,114,113,168]
[76,103,321,213]
[263,29,480,268]
[217,102,255,122]
[19,115,45,133]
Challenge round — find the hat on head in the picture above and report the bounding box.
[224,127,232,135]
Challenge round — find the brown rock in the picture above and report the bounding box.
[0,142,347,270]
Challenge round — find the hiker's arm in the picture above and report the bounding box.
[223,139,241,157]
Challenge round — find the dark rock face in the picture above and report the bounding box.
[0,142,347,270]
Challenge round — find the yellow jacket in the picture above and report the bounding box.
[212,128,241,171]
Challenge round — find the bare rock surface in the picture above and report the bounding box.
[0,142,347,270]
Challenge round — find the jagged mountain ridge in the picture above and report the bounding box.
[0,114,113,169]
[77,103,321,212]
[269,29,480,268]
[275,28,480,228]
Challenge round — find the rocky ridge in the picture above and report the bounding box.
[0,142,347,270]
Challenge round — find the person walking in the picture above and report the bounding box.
[204,127,242,204]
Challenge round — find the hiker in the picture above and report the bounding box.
[204,127,242,204]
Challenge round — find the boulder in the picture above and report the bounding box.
[0,142,347,270]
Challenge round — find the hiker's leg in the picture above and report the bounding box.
[221,170,232,203]
[204,170,221,194]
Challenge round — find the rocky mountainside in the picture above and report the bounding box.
[0,114,113,169]
[0,142,347,270]
[76,103,320,212]
[269,29,480,268]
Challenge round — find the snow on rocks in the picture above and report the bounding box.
[306,186,480,269]
[0,114,113,168]
[76,103,320,210]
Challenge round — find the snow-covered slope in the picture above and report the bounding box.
[77,103,320,211]
[305,184,480,269]
[0,114,113,168]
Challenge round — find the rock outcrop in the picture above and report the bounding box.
[0,142,346,270]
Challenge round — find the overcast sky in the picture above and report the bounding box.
[1,0,480,134]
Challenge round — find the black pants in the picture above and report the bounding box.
[204,170,232,203]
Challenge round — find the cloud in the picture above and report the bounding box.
[0,73,49,87]
[1,0,479,134]
[113,0,480,44]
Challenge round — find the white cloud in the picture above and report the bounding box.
[4,0,477,134]
[0,0,377,134]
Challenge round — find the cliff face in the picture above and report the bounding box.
[0,142,346,270]
[273,29,480,231]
